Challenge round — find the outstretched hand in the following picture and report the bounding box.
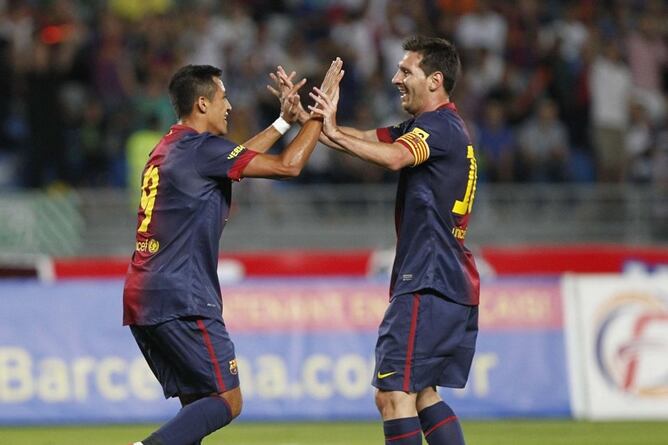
[318,57,344,98]
[267,66,306,123]
[308,61,345,139]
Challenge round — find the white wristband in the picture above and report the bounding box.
[272,116,291,135]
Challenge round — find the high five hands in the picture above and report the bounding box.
[267,58,345,128]
[267,69,306,124]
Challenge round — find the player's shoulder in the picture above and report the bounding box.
[196,132,239,151]
[417,105,468,138]
[416,104,460,124]
[409,108,449,138]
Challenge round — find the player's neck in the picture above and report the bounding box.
[178,117,207,134]
[416,93,450,115]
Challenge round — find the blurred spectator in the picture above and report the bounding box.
[109,0,171,22]
[0,36,10,150]
[126,113,161,209]
[178,6,227,68]
[92,12,136,113]
[516,98,570,182]
[330,5,378,81]
[475,100,515,182]
[651,124,668,239]
[76,99,108,186]
[437,0,477,16]
[0,0,34,74]
[378,0,417,82]
[589,39,632,182]
[23,14,84,187]
[133,69,175,132]
[467,47,504,100]
[282,30,320,86]
[455,0,507,55]
[626,13,667,124]
[252,19,288,77]
[504,0,542,70]
[0,0,667,189]
[625,102,654,183]
[539,2,589,66]
[653,126,668,187]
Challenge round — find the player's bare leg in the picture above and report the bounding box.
[416,386,441,411]
[375,389,422,444]
[416,386,465,445]
[218,386,243,418]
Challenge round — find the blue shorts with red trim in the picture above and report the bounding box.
[130,316,239,398]
[372,291,478,393]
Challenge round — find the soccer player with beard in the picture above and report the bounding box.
[290,36,480,445]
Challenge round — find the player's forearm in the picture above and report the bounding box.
[298,110,375,150]
[328,130,407,171]
[339,126,375,140]
[322,126,378,151]
[242,125,283,153]
[277,118,323,176]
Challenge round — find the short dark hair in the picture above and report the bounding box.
[403,35,460,95]
[168,65,223,119]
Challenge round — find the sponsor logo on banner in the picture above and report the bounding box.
[0,278,568,423]
[594,291,668,398]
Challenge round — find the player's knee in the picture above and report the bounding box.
[219,388,243,419]
[375,390,415,419]
[416,386,441,411]
[375,390,388,412]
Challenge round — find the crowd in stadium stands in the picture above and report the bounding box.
[0,0,666,189]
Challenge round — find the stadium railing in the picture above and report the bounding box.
[0,183,666,258]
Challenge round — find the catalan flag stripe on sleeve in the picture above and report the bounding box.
[397,131,430,166]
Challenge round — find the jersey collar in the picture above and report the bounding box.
[169,124,198,135]
[436,102,457,112]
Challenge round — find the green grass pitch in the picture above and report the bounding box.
[2,420,668,445]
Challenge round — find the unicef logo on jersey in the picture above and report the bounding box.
[594,291,668,398]
[136,238,160,254]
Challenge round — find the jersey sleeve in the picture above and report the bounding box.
[376,118,413,143]
[394,113,444,167]
[195,135,259,181]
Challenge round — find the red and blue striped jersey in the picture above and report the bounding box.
[377,103,480,305]
[123,124,257,325]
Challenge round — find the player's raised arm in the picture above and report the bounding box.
[308,85,415,172]
[240,58,344,179]
[241,72,307,153]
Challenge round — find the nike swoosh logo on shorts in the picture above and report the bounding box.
[377,371,397,379]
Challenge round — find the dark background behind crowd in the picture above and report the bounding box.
[0,0,667,190]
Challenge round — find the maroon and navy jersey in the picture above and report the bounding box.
[377,103,480,305]
[123,124,257,325]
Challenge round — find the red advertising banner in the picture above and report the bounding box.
[222,279,562,332]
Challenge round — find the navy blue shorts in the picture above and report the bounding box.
[372,291,478,393]
[130,317,240,399]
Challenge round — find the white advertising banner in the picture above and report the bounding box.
[564,274,668,419]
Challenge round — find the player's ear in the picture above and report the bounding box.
[429,71,444,93]
[196,96,208,114]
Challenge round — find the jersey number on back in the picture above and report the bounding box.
[452,145,477,216]
[138,165,160,233]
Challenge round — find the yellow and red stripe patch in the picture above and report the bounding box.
[396,127,431,166]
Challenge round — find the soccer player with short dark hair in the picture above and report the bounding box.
[123,59,343,445]
[301,35,480,444]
